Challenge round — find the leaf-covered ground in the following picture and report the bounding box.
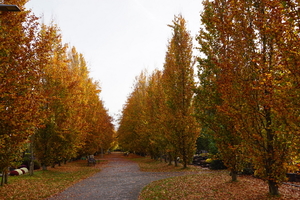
[138,167,300,200]
[2,154,300,200]
[129,155,300,200]
[0,158,106,200]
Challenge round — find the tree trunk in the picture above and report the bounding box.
[1,170,9,186]
[230,170,238,182]
[174,156,178,167]
[29,161,34,176]
[268,180,279,196]
[4,171,8,184]
[182,135,187,168]
[42,164,47,170]
[182,154,187,168]
[168,153,172,165]
[1,171,4,186]
[30,134,34,175]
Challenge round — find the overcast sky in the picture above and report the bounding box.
[25,0,203,124]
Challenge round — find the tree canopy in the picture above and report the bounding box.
[0,0,114,184]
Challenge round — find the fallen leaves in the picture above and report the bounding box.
[0,157,104,200]
[139,171,300,199]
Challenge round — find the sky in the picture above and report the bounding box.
[25,0,203,125]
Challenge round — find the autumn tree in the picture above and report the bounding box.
[80,78,114,156]
[118,69,171,160]
[196,0,300,195]
[143,70,168,160]
[34,23,70,169]
[194,0,246,181]
[0,0,43,185]
[162,15,198,168]
[67,49,115,157]
[119,16,198,168]
[118,71,150,154]
[34,23,115,168]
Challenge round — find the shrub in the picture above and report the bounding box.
[22,155,31,168]
[33,160,41,170]
[21,156,41,170]
[242,163,254,175]
[209,159,227,170]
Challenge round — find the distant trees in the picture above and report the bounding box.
[118,15,198,168]
[118,71,150,154]
[0,1,114,184]
[34,24,114,169]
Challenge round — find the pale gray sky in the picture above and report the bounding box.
[25,0,203,123]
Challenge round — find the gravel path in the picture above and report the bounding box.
[47,153,193,200]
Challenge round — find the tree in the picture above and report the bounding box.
[0,0,42,185]
[143,70,168,160]
[118,71,150,154]
[162,15,198,168]
[34,25,115,168]
[194,0,246,181]
[118,69,170,160]
[196,0,300,195]
[34,23,71,169]
[80,79,114,156]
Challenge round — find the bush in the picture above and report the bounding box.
[21,156,41,170]
[242,165,254,175]
[22,155,31,168]
[209,159,227,170]
[33,160,41,170]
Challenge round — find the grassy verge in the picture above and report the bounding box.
[0,159,105,200]
[130,156,300,200]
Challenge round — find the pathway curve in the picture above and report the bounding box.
[47,153,196,200]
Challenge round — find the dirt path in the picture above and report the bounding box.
[47,153,192,200]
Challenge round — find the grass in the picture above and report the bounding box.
[0,158,106,200]
[129,156,300,200]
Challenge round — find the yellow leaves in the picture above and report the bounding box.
[196,0,300,195]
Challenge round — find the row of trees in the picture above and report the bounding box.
[0,0,114,185]
[195,0,300,195]
[118,0,300,196]
[118,16,198,168]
